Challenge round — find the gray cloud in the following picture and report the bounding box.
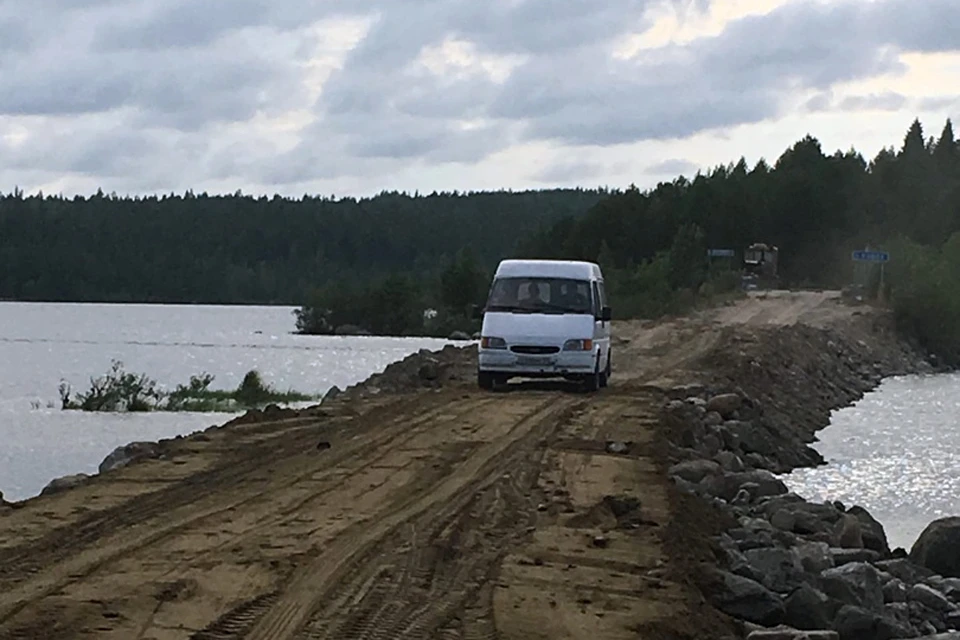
[838,92,907,112]
[532,158,631,183]
[919,95,960,111]
[646,159,698,175]
[803,90,908,113]
[1,0,959,194]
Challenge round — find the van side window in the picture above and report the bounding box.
[591,282,601,313]
[597,281,607,308]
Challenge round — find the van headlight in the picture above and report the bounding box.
[480,336,507,349]
[563,338,593,351]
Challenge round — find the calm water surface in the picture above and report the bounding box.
[0,302,454,501]
[785,372,960,551]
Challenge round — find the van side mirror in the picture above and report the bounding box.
[600,306,612,322]
[471,304,484,320]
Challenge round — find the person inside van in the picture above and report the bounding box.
[519,281,546,308]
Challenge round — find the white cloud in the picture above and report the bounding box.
[1,0,959,196]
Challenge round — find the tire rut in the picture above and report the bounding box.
[0,394,499,630]
[186,395,583,640]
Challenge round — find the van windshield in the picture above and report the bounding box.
[486,277,594,314]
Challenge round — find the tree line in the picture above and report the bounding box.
[0,188,606,304]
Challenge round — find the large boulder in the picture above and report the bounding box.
[706,393,743,418]
[41,473,90,495]
[908,583,953,613]
[699,470,788,502]
[846,505,890,555]
[743,547,809,593]
[783,584,836,631]
[99,441,163,474]
[702,567,785,625]
[819,563,884,612]
[832,604,916,640]
[910,517,960,578]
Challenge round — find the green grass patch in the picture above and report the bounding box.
[60,361,316,413]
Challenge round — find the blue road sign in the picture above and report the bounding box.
[852,250,890,263]
[707,248,736,257]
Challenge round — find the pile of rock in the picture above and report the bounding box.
[343,344,476,395]
[664,387,960,638]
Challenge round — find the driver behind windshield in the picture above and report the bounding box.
[519,281,545,307]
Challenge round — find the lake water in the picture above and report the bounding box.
[0,302,454,502]
[785,372,960,552]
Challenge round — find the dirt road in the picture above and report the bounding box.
[0,291,859,640]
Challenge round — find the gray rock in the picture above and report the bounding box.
[699,470,788,502]
[41,473,90,495]
[448,330,471,340]
[418,359,440,381]
[911,517,960,578]
[715,450,746,472]
[940,578,960,602]
[697,432,723,457]
[686,396,707,408]
[732,488,752,506]
[831,605,888,640]
[882,578,908,603]
[909,583,954,613]
[706,392,743,417]
[729,526,776,551]
[875,558,935,584]
[795,541,835,574]
[832,513,864,549]
[783,584,835,631]
[847,505,890,556]
[322,385,341,401]
[820,562,884,612]
[725,419,781,458]
[744,547,808,593]
[830,548,880,566]
[704,567,785,625]
[99,441,163,474]
[704,410,724,427]
[668,459,721,484]
[772,509,797,532]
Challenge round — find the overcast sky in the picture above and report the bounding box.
[1,0,958,197]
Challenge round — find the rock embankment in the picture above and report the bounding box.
[661,319,960,638]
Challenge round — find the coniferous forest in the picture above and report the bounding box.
[1,118,958,360]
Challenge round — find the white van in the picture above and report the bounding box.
[474,259,612,391]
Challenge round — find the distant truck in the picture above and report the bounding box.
[742,242,779,290]
[473,259,612,392]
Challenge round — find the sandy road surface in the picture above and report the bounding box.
[0,291,858,640]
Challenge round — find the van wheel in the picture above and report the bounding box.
[478,371,494,390]
[604,350,612,382]
[583,372,601,393]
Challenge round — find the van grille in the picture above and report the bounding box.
[510,345,560,354]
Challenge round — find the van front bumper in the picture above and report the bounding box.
[478,349,596,376]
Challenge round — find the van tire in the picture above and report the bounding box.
[583,372,601,392]
[478,371,494,390]
[604,350,612,382]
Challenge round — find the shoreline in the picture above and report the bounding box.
[659,311,960,636]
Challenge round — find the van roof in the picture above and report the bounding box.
[494,259,602,280]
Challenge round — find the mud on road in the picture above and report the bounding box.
[0,291,865,640]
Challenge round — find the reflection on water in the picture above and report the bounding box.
[0,302,454,501]
[784,372,960,551]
